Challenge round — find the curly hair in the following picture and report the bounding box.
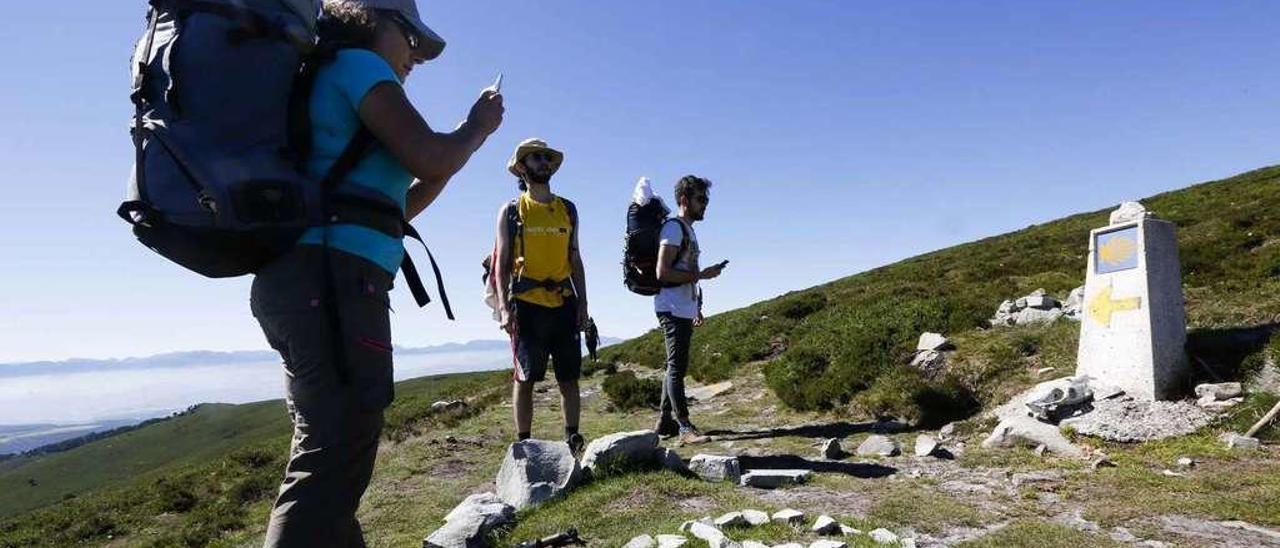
[674,175,712,205]
[316,0,381,56]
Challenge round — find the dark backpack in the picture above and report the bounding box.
[118,0,452,318]
[622,199,688,296]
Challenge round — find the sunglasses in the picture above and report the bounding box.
[387,12,420,51]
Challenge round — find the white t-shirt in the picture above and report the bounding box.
[654,219,700,319]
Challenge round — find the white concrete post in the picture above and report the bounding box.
[1074,202,1188,400]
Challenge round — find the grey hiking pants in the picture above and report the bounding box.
[251,246,395,548]
[658,312,694,427]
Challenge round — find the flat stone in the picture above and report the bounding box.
[982,416,1084,457]
[1221,432,1261,450]
[715,512,748,528]
[689,521,725,544]
[742,542,769,548]
[625,534,656,548]
[423,492,516,548]
[679,517,714,532]
[741,469,812,488]
[1176,457,1196,469]
[1199,398,1243,412]
[688,381,735,401]
[773,544,804,548]
[938,422,957,439]
[822,438,843,459]
[495,440,581,510]
[839,524,862,535]
[772,509,805,525]
[742,509,770,526]
[1024,294,1060,310]
[909,350,946,376]
[868,528,900,544]
[1014,307,1064,325]
[1195,382,1243,401]
[856,435,901,457]
[914,434,939,457]
[689,454,742,483]
[812,514,840,535]
[808,541,847,548]
[656,535,688,548]
[581,431,659,475]
[1012,470,1065,488]
[1060,397,1211,442]
[917,332,950,351]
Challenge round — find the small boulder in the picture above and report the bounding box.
[1014,307,1065,326]
[982,416,1084,457]
[742,542,769,548]
[868,528,899,544]
[742,509,770,526]
[822,438,844,460]
[688,521,726,544]
[1024,294,1059,310]
[1176,457,1196,469]
[916,332,950,351]
[839,524,862,535]
[856,435,901,457]
[771,508,806,525]
[423,492,516,548]
[625,535,657,548]
[809,541,848,548]
[1109,201,1151,224]
[581,431,660,475]
[689,454,742,483]
[741,469,812,488]
[496,440,581,510]
[811,514,840,535]
[1220,432,1261,451]
[715,512,749,528]
[774,544,805,548]
[914,435,939,457]
[656,535,688,548]
[1195,383,1244,401]
[938,422,958,440]
[909,350,947,377]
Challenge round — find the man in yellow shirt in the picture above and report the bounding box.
[493,139,590,453]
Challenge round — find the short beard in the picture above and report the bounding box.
[524,170,553,186]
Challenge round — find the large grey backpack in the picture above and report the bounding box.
[118,0,452,318]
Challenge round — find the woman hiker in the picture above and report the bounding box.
[250,1,502,545]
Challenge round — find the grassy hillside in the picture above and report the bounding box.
[0,370,507,548]
[601,165,1280,423]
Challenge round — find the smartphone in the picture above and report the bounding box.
[715,260,730,269]
[490,73,503,94]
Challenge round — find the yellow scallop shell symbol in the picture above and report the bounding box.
[1098,236,1137,266]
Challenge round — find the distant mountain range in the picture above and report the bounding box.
[0,337,622,378]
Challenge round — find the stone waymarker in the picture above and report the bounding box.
[1075,202,1188,401]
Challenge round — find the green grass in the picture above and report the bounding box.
[955,520,1125,548]
[603,165,1280,422]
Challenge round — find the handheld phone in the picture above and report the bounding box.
[715,260,730,269]
[490,73,503,93]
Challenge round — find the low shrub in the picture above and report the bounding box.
[602,371,662,411]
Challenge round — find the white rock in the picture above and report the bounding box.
[771,509,806,525]
[938,422,957,440]
[901,539,918,548]
[424,492,516,548]
[689,454,742,483]
[808,541,847,548]
[1014,307,1064,325]
[625,534,657,548]
[495,440,581,510]
[581,431,660,475]
[1109,201,1151,224]
[773,545,804,548]
[1220,432,1261,450]
[914,435,939,457]
[839,524,862,535]
[740,469,812,488]
[917,332,949,351]
[1024,294,1059,310]
[742,509,770,526]
[1176,457,1196,469]
[982,416,1084,457]
[869,528,899,544]
[1195,382,1244,401]
[689,521,726,544]
[822,438,843,459]
[656,535,688,548]
[811,514,840,535]
[856,435,901,457]
[910,350,946,375]
[715,512,748,528]
[742,542,768,548]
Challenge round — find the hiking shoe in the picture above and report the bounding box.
[566,433,586,455]
[654,417,679,438]
[677,426,710,445]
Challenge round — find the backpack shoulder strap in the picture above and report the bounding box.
[561,197,578,233]
[662,217,691,265]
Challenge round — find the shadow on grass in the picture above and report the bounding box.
[737,454,896,478]
[704,421,880,441]
[1185,322,1279,383]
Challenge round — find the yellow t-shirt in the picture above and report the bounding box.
[513,193,574,308]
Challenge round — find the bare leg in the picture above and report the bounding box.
[558,380,580,431]
[513,381,534,437]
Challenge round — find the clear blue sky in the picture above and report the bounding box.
[1,1,1278,362]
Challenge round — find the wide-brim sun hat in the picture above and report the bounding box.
[357,0,447,60]
[507,138,564,177]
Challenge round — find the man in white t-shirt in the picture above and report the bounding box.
[653,175,725,444]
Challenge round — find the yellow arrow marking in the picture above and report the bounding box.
[1087,284,1142,327]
